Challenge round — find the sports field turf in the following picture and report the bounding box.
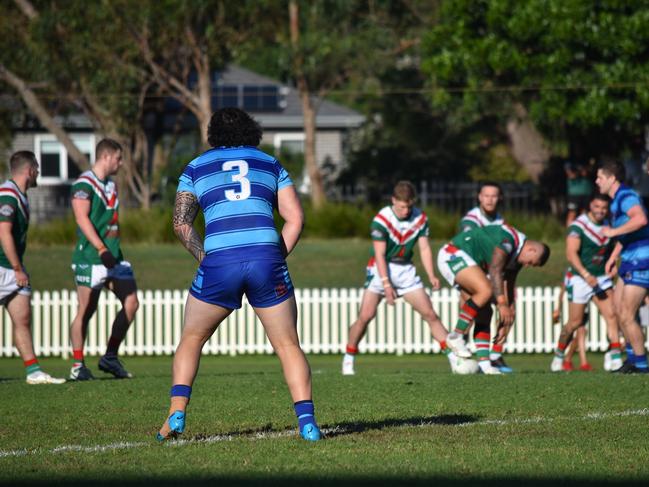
[1,354,648,486]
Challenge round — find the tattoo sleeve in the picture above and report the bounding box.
[173,191,205,263]
[488,247,509,300]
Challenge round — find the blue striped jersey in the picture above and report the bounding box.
[610,184,649,265]
[177,146,293,265]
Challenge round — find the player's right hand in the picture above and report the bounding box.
[552,308,560,324]
[498,304,514,326]
[100,249,117,269]
[585,275,598,288]
[15,269,29,288]
[384,286,397,305]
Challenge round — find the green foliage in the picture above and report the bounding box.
[422,0,649,155]
[468,144,531,182]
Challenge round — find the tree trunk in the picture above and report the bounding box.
[0,64,90,171]
[197,60,212,150]
[289,0,326,209]
[506,103,551,183]
[300,91,326,209]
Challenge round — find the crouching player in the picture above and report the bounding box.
[157,108,321,442]
[437,225,550,373]
[0,152,64,384]
[551,193,621,372]
[458,181,513,372]
[341,181,471,376]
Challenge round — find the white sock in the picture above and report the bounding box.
[343,353,355,363]
[490,352,502,361]
[478,360,492,372]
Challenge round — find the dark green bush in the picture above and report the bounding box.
[29,204,563,245]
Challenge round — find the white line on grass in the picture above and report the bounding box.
[1,408,648,459]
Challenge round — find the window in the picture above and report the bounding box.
[34,134,95,184]
[274,133,305,155]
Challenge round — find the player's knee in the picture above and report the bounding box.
[124,294,139,315]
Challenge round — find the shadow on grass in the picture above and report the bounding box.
[322,413,479,438]
[8,477,646,487]
[180,413,480,443]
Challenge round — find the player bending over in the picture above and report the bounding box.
[0,152,64,384]
[551,193,621,372]
[68,139,139,380]
[157,108,321,442]
[342,181,471,376]
[458,181,514,373]
[438,225,550,373]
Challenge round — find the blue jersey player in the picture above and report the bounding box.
[597,159,649,373]
[157,108,322,441]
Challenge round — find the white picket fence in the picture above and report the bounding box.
[0,287,641,358]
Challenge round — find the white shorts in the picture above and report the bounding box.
[564,272,613,304]
[437,244,478,288]
[365,262,423,296]
[72,261,135,289]
[0,267,31,304]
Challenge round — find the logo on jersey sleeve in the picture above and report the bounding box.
[501,239,513,253]
[73,189,91,200]
[0,204,15,217]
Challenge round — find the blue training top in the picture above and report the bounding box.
[177,146,293,266]
[610,184,649,268]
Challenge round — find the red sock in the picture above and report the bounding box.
[346,345,358,355]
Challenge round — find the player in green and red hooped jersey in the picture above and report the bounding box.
[438,225,551,373]
[551,193,621,372]
[69,139,139,380]
[342,181,472,376]
[0,152,64,384]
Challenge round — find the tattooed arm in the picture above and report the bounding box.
[488,247,515,326]
[173,191,205,263]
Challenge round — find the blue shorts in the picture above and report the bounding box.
[189,259,294,309]
[619,261,649,289]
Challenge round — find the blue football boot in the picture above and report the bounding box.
[156,410,186,442]
[491,357,513,373]
[300,423,322,441]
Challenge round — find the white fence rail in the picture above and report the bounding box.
[0,287,642,358]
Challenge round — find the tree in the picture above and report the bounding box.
[281,1,394,209]
[422,0,649,175]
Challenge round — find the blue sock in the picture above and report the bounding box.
[294,400,316,430]
[634,354,648,370]
[170,384,192,399]
[626,343,636,363]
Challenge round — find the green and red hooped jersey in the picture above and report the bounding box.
[458,206,505,233]
[0,180,29,269]
[449,224,526,271]
[71,170,123,266]
[566,213,613,277]
[368,205,429,265]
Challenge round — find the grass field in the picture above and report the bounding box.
[1,354,648,486]
[25,239,565,290]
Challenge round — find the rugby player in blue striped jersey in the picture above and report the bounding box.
[597,159,649,373]
[157,108,321,441]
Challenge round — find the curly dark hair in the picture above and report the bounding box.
[207,108,263,148]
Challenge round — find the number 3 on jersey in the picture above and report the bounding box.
[223,160,251,201]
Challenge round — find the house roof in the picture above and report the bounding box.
[218,65,365,129]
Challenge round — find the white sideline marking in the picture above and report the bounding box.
[1,408,648,459]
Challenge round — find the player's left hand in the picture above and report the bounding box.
[605,259,617,277]
[429,276,440,290]
[601,226,615,238]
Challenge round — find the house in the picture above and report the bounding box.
[5,65,365,222]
